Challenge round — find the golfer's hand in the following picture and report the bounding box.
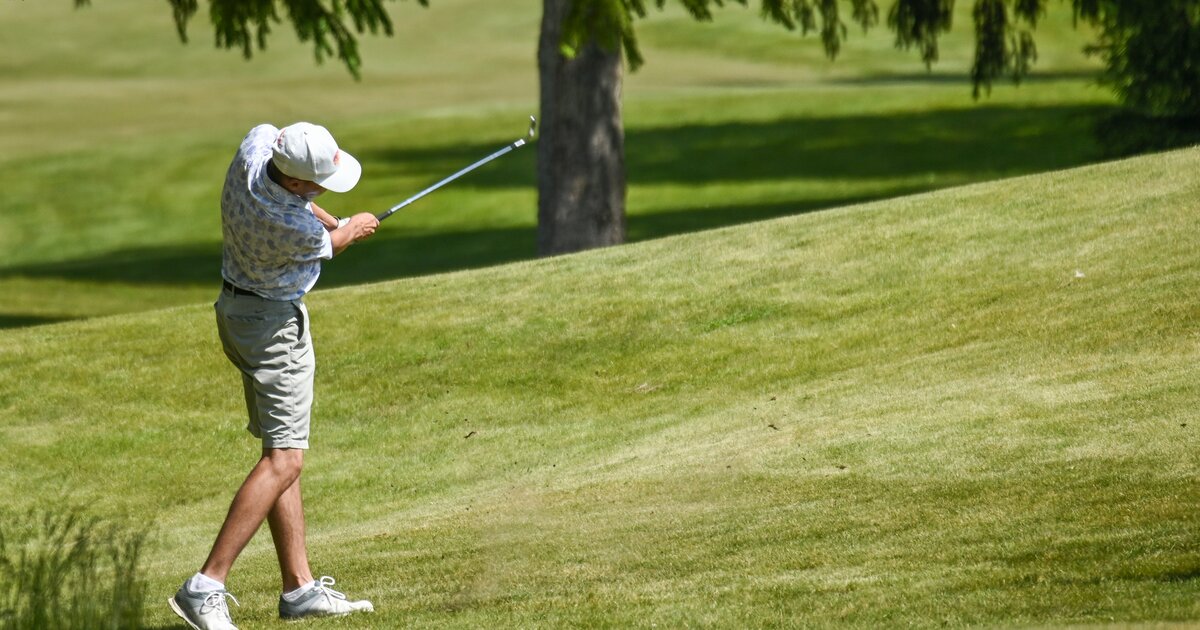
[348,213,379,243]
[331,213,380,256]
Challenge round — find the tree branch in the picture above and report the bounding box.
[155,0,422,80]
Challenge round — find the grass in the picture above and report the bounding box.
[0,0,1112,326]
[0,509,147,629]
[0,83,1117,323]
[1,147,1197,627]
[5,1,1196,627]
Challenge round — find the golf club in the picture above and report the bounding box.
[376,115,537,222]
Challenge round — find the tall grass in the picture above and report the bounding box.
[0,509,148,630]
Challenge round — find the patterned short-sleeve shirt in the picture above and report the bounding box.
[221,124,334,301]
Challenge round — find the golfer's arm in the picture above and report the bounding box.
[326,213,378,256]
[310,202,340,231]
[330,228,355,257]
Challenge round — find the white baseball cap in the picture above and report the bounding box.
[271,122,362,193]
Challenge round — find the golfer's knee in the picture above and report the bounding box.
[262,448,304,483]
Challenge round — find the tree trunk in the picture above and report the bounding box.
[537,0,627,256]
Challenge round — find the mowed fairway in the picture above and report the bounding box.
[0,0,1111,326]
[4,1,1196,628]
[2,147,1198,627]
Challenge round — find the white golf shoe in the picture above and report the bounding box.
[168,581,240,630]
[278,576,374,620]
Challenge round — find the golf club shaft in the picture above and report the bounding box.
[376,137,528,222]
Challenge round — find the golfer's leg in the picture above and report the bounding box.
[268,475,314,592]
[200,448,304,584]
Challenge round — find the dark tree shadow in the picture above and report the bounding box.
[0,314,76,328]
[825,69,1100,87]
[361,103,1116,188]
[0,102,1120,328]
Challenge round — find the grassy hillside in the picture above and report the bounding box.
[0,0,1111,327]
[1,147,1196,627]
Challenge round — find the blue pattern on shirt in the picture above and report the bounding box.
[221,124,333,301]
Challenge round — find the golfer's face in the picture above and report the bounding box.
[293,180,325,200]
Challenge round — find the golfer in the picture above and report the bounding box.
[169,122,379,630]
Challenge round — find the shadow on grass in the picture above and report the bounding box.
[0,314,77,328]
[624,193,925,241]
[362,103,1115,188]
[1161,566,1200,583]
[0,102,1117,328]
[0,192,923,296]
[825,69,1099,87]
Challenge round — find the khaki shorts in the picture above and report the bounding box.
[215,289,314,449]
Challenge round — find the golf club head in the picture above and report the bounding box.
[528,116,537,140]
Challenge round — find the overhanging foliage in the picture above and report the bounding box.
[73,0,1200,116]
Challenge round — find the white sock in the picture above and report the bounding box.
[283,580,317,602]
[188,572,225,593]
